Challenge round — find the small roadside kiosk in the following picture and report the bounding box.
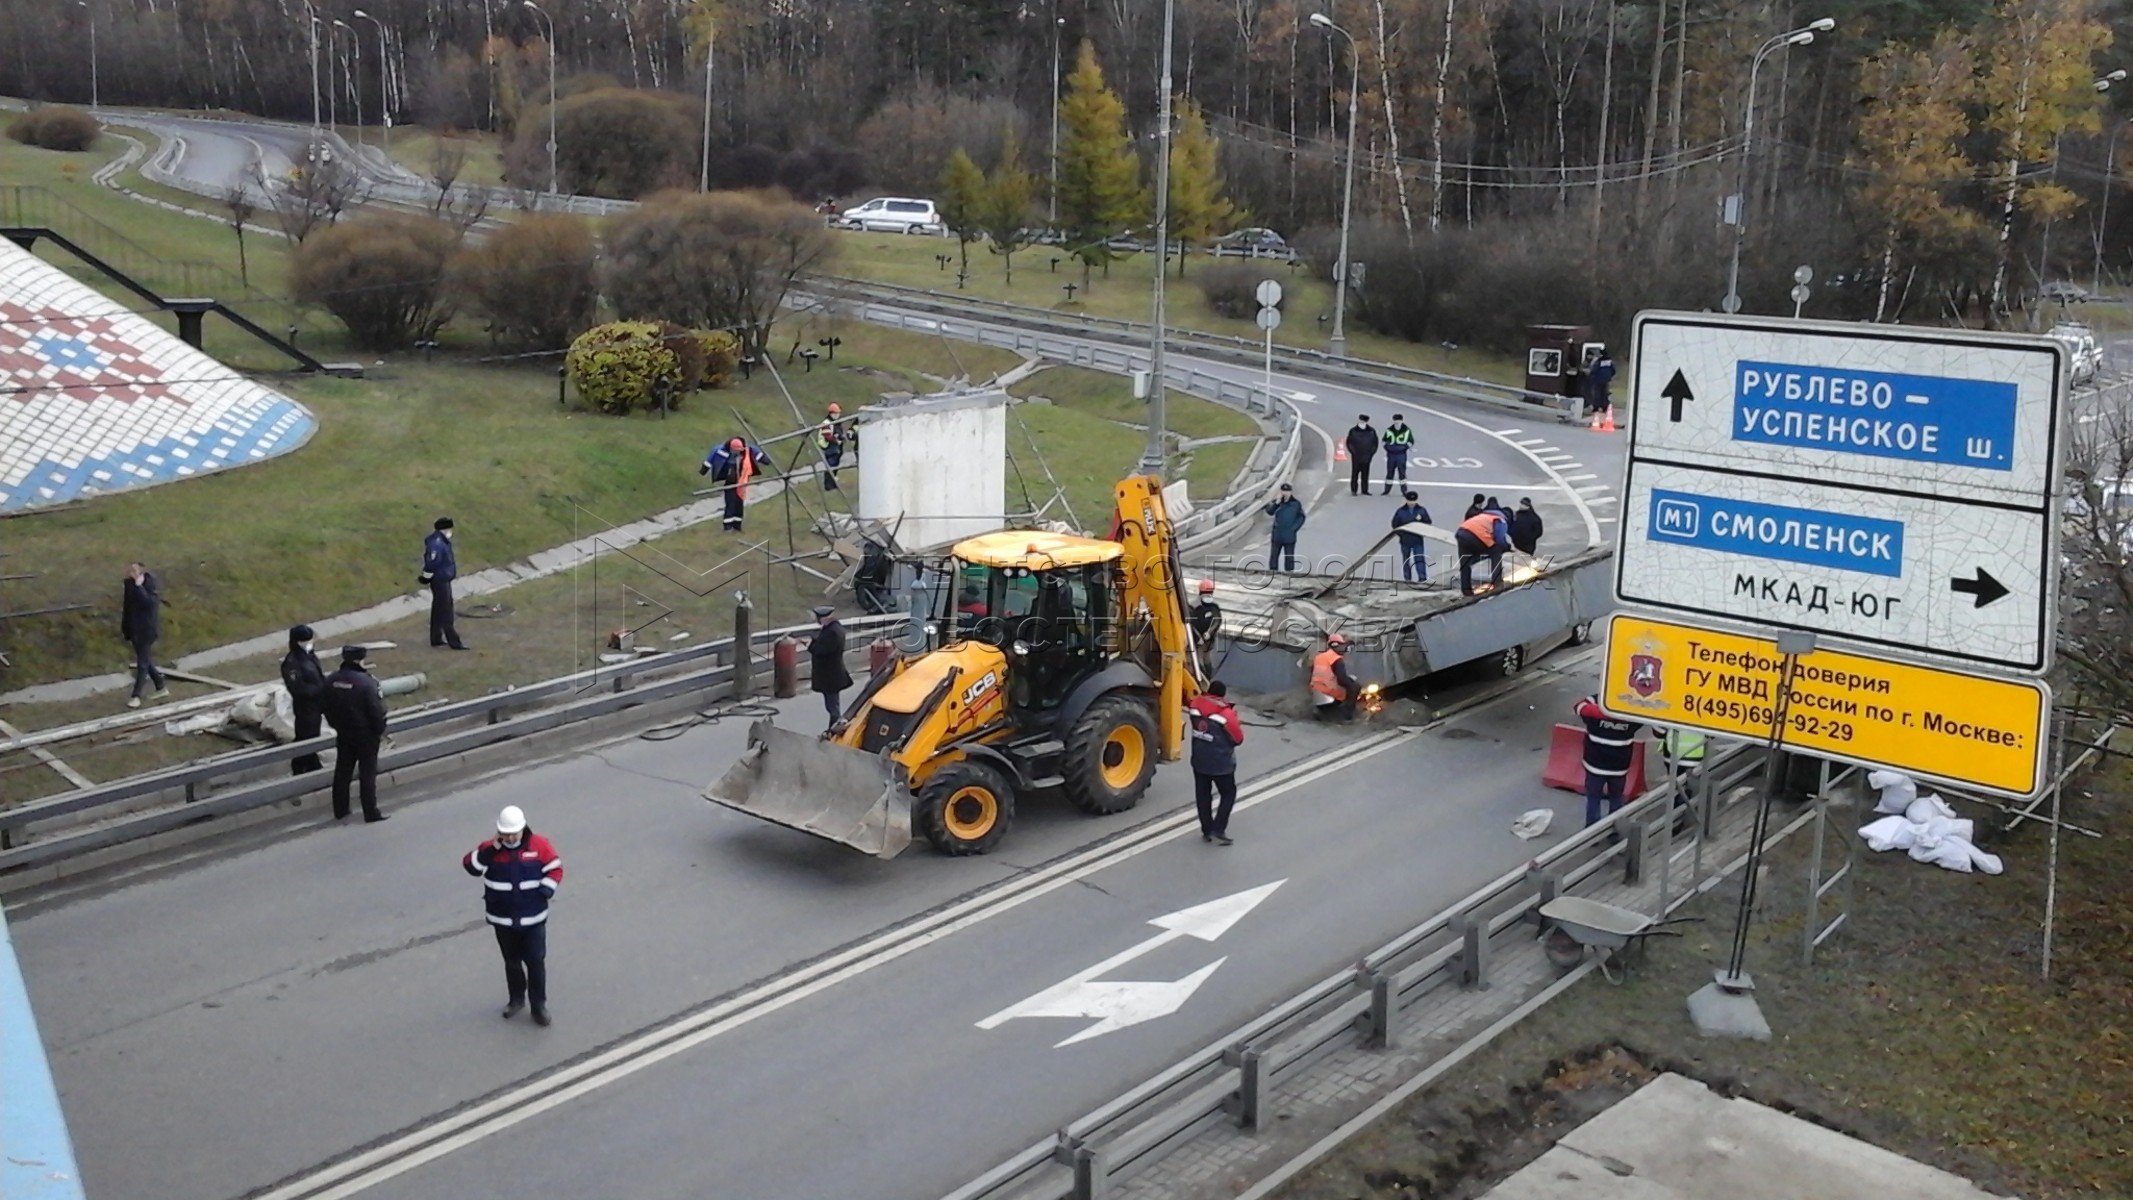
[1524,324,1604,412]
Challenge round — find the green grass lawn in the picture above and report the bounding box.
[828,230,1530,388]
[375,125,509,188]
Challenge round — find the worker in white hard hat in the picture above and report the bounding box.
[462,805,564,1026]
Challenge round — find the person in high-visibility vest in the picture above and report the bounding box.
[1656,723,1708,806]
[1379,414,1415,494]
[1455,509,1509,596]
[1310,633,1359,722]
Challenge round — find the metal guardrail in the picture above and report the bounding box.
[812,275,1576,418]
[944,741,1768,1200]
[0,611,910,874]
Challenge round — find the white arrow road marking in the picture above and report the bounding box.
[977,880,1286,1047]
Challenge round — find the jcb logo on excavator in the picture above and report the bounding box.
[960,671,1000,709]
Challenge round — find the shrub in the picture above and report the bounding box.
[565,321,684,415]
[7,106,100,152]
[451,213,598,349]
[695,329,742,387]
[602,190,835,355]
[658,321,706,396]
[1197,261,1283,320]
[503,87,697,199]
[856,85,1033,196]
[291,213,457,350]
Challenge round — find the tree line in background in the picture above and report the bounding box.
[5,0,2133,347]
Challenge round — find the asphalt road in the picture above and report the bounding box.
[14,653,1606,1200]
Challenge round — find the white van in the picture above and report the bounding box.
[836,197,944,235]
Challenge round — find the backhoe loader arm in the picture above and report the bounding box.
[1110,475,1203,762]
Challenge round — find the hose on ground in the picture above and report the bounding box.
[638,700,782,741]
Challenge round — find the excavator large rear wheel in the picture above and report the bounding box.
[915,761,1015,856]
[1062,694,1160,815]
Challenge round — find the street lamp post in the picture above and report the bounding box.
[354,11,391,145]
[1310,12,1359,358]
[76,1,98,109]
[2094,116,2133,292]
[698,18,716,191]
[1139,0,1177,476]
[335,19,361,154]
[1723,18,1834,314]
[523,0,558,201]
[304,2,322,147]
[1049,11,1066,223]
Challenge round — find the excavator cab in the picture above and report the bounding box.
[705,476,1199,859]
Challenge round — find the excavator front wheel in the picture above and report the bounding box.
[915,761,1015,856]
[1062,694,1159,815]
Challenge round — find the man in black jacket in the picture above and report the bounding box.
[1344,415,1379,496]
[807,605,854,730]
[1510,497,1545,555]
[322,645,390,823]
[420,518,468,651]
[1186,681,1244,844]
[120,562,170,710]
[280,624,327,776]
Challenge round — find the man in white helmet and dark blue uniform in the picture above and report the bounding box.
[464,805,563,1026]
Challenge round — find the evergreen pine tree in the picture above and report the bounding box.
[1053,40,1143,287]
[1166,98,1239,277]
[937,147,988,278]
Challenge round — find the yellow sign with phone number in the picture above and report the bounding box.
[1600,613,2049,798]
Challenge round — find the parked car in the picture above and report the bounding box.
[835,197,944,235]
[1216,227,1287,251]
[2049,319,2103,385]
[2040,281,2094,304]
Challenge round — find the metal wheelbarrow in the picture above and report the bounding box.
[1538,896,1702,985]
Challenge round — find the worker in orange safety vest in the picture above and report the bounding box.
[1310,633,1359,722]
[1455,508,1509,596]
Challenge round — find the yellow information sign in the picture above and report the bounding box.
[1601,613,2049,797]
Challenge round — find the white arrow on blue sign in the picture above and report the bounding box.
[1617,311,2066,675]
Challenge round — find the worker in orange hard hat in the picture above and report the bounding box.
[700,436,774,532]
[1189,578,1222,647]
[1310,633,1359,722]
[816,403,847,492]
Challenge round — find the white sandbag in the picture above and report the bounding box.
[1968,844,2005,875]
[1905,794,1957,824]
[1511,809,1554,840]
[1868,770,1918,815]
[1859,815,1918,852]
[1910,837,1976,872]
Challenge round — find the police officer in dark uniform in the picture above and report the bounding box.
[808,605,853,731]
[1380,414,1415,494]
[322,645,390,823]
[280,623,327,775]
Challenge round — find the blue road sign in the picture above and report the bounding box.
[1732,360,2017,471]
[1647,488,1904,578]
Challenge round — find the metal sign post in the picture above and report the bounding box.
[1255,279,1283,417]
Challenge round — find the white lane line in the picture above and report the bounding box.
[1563,474,1598,482]
[1392,480,1569,491]
[247,731,1424,1200]
[1583,494,1619,505]
[1492,428,1522,435]
[1513,438,1549,447]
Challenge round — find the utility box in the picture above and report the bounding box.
[856,387,1008,552]
[1524,324,1595,400]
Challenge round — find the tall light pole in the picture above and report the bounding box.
[335,19,361,153]
[1049,11,1064,223]
[698,17,716,191]
[354,10,391,147]
[325,19,342,131]
[1139,0,1178,476]
[1723,18,1834,314]
[2094,115,2133,292]
[305,2,322,149]
[1310,12,1359,358]
[76,1,98,109]
[523,0,558,200]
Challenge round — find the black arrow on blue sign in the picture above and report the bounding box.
[1950,568,2009,608]
[1661,369,1695,422]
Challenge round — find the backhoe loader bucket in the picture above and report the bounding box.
[704,719,914,859]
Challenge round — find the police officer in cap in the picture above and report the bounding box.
[322,645,390,822]
[280,623,327,775]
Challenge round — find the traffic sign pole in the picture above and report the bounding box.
[1255,279,1283,417]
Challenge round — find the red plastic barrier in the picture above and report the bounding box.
[1542,723,1648,796]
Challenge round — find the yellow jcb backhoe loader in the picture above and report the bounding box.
[704,475,1203,857]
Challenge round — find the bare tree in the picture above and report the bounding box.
[2056,384,2133,723]
[425,137,491,232]
[219,181,258,285]
[268,153,368,243]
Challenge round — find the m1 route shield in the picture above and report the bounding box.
[1616,312,2065,675]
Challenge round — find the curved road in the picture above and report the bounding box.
[14,113,1638,1200]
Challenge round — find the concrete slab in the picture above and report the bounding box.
[1686,979,1773,1040]
[1484,1073,2004,1200]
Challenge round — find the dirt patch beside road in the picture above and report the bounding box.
[1275,759,2133,1200]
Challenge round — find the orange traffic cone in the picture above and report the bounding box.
[1334,441,1349,462]
[1592,407,1616,433]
